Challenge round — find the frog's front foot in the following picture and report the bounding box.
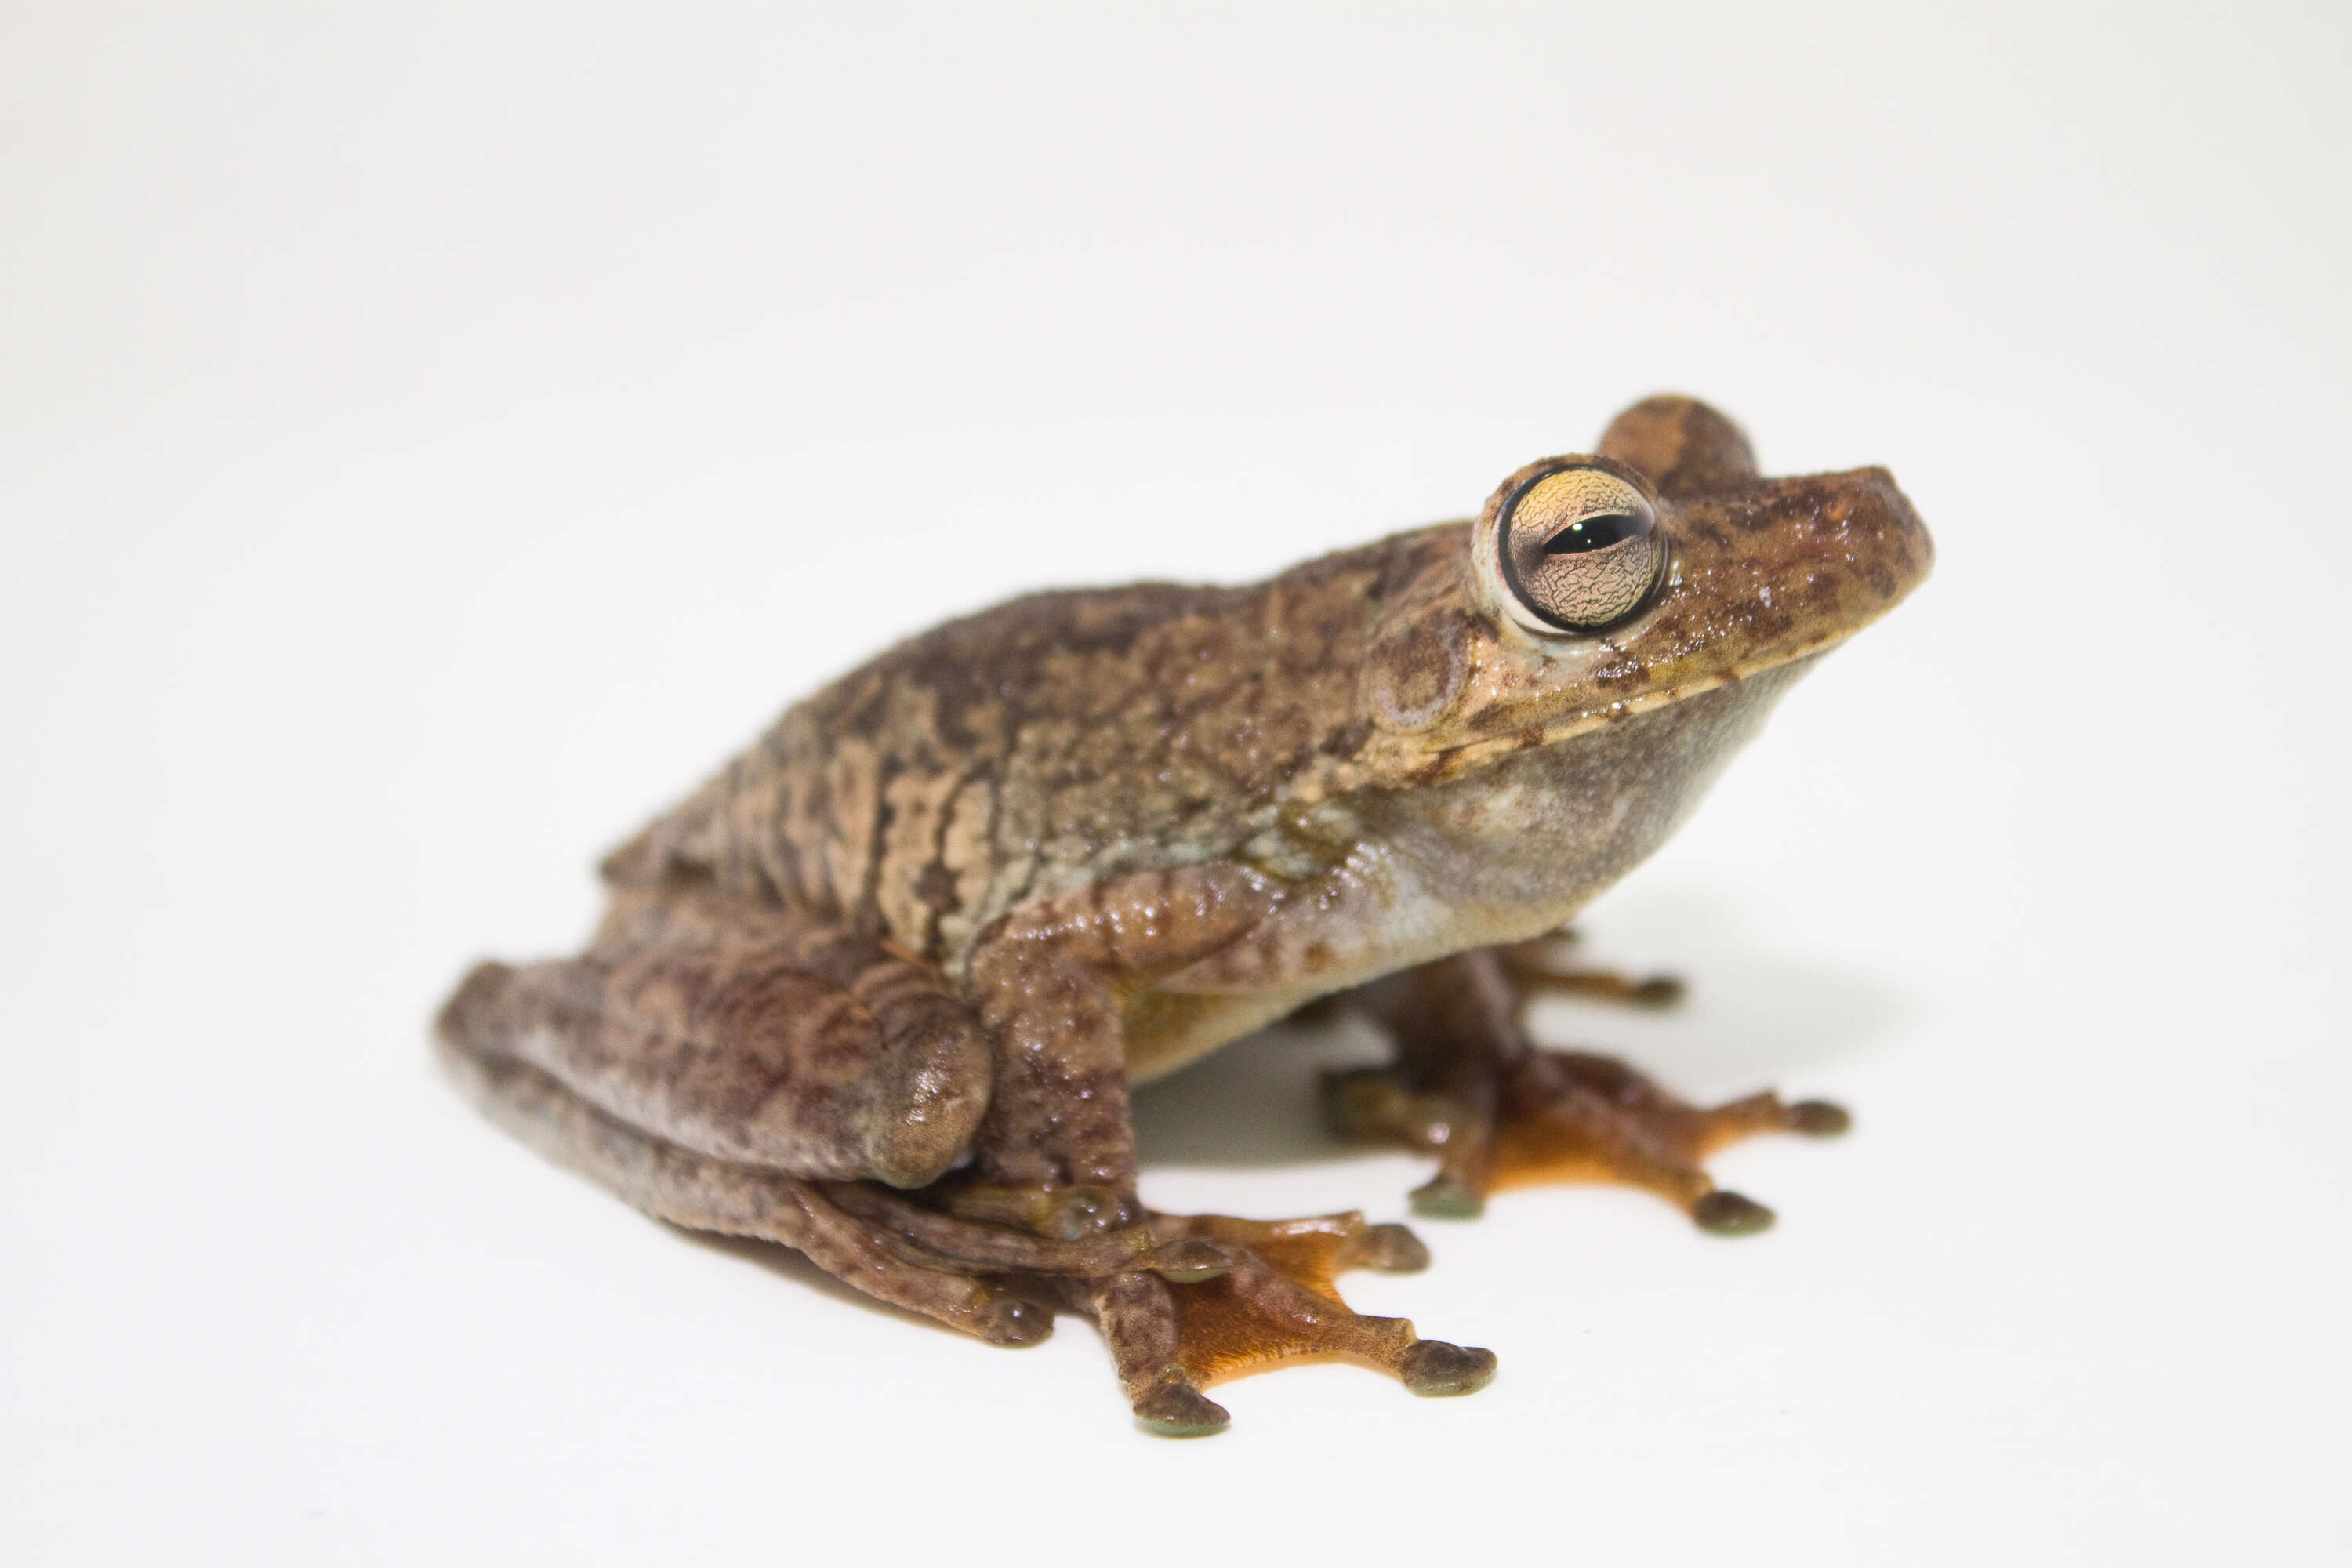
[1105,1212,1492,1436]
[1324,947,1848,1231]
[1326,1049,1847,1229]
[1121,1210,1492,1426]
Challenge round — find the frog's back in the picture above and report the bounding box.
[602,539,1413,965]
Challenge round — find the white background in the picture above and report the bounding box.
[5,3,2347,1563]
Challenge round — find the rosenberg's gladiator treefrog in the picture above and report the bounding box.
[439,395,1932,1435]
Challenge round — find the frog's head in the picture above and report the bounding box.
[1355,395,1933,783]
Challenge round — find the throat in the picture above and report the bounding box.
[1365,659,1817,924]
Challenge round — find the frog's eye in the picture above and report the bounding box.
[1494,464,1665,635]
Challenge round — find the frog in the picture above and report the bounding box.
[437,394,1933,1436]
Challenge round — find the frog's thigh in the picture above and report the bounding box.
[437,1004,1047,1345]
[438,897,990,1190]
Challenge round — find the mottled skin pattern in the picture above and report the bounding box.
[439,395,1933,1435]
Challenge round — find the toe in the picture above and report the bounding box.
[1410,1174,1486,1219]
[1630,975,1686,1007]
[1043,1185,1131,1240]
[1692,1189,1777,1235]
[1132,1381,1232,1437]
[1399,1339,1499,1397]
[978,1297,1054,1347]
[1320,1067,1410,1139]
[1354,1221,1432,1273]
[1788,1099,1852,1137]
[1142,1238,1236,1284]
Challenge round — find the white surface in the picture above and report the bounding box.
[4,3,2347,1563]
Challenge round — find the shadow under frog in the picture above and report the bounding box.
[437,394,1933,1435]
[1134,888,1915,1172]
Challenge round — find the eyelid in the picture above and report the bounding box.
[1511,470,1650,536]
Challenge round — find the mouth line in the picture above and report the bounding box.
[1425,619,1875,774]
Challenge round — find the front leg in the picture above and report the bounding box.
[1325,948,1849,1231]
[960,866,1494,1432]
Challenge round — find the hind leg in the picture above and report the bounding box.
[437,1010,1051,1344]
[439,878,1492,1433]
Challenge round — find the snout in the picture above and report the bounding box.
[1784,466,1935,616]
[1629,466,1933,685]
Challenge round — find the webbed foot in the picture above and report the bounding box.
[1138,1212,1492,1404]
[1094,1212,1490,1435]
[1325,946,1848,1230]
[828,1186,1492,1433]
[1327,1047,1846,1229]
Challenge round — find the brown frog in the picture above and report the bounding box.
[437,394,1932,1435]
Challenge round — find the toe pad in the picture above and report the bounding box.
[1132,1381,1232,1437]
[1692,1189,1776,1235]
[1788,1099,1852,1137]
[1399,1340,1500,1396]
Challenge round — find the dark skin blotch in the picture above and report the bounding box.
[1321,717,1374,760]
[914,860,961,913]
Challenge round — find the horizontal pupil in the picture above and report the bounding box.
[1541,513,1639,554]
